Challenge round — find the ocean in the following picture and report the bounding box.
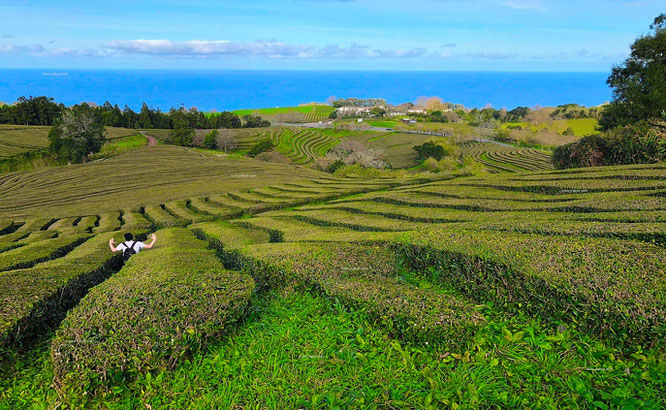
[0,69,612,111]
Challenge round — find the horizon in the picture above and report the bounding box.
[0,68,611,73]
[1,1,663,71]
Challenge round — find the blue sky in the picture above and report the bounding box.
[0,0,663,71]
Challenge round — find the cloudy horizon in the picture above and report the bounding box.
[0,0,663,71]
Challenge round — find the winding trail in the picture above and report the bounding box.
[140,131,158,147]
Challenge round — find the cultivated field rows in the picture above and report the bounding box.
[0,144,663,401]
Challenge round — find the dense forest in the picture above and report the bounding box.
[0,98,258,130]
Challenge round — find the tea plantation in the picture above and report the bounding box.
[0,125,139,159]
[0,141,664,408]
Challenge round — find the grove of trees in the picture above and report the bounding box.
[555,14,666,169]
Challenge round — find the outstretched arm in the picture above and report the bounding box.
[144,233,157,249]
[109,238,118,252]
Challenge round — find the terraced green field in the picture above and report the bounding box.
[501,118,599,137]
[0,132,663,407]
[0,125,138,159]
[458,141,554,172]
[232,105,335,123]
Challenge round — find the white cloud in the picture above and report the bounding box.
[105,39,430,59]
[500,0,548,11]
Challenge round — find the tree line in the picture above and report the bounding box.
[0,97,269,130]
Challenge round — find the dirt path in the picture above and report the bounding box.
[140,131,158,147]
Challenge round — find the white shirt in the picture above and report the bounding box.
[116,241,146,253]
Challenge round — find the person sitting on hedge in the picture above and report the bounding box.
[109,233,157,261]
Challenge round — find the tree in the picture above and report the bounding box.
[203,129,218,149]
[138,102,153,129]
[13,96,61,126]
[599,14,666,130]
[48,105,106,163]
[413,141,445,160]
[216,130,238,153]
[217,111,242,128]
[322,140,389,169]
[243,115,271,128]
[247,138,274,157]
[168,109,194,146]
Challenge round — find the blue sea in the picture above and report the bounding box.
[0,69,612,111]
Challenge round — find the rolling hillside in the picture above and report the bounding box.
[0,125,138,159]
[0,136,663,407]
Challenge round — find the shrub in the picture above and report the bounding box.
[51,228,255,394]
[203,129,218,149]
[413,141,445,160]
[562,127,575,136]
[553,125,666,169]
[324,140,389,169]
[247,138,274,157]
[243,115,271,128]
[254,149,291,164]
[493,128,513,142]
[553,135,607,169]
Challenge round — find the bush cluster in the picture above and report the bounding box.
[51,228,255,394]
[0,233,140,350]
[553,125,666,169]
[391,229,665,349]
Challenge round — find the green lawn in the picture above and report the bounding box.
[366,120,397,128]
[501,118,599,137]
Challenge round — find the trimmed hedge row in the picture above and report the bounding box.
[188,197,244,219]
[94,212,122,233]
[230,217,385,243]
[58,216,98,236]
[143,204,187,228]
[207,194,256,209]
[0,232,138,349]
[0,218,52,249]
[47,217,78,232]
[120,211,152,231]
[389,229,665,349]
[18,230,57,244]
[227,242,482,347]
[51,228,255,394]
[0,234,91,272]
[191,221,269,251]
[163,200,216,223]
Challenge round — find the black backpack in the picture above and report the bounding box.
[122,241,139,262]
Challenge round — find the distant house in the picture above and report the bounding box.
[337,106,373,117]
[407,109,426,114]
[402,118,417,124]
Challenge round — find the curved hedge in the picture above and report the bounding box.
[0,232,137,350]
[229,242,482,347]
[390,229,665,349]
[51,228,255,394]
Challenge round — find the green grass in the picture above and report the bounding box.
[366,120,397,128]
[501,118,599,137]
[231,105,335,123]
[3,289,663,408]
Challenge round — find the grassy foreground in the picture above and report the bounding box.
[2,288,663,408]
